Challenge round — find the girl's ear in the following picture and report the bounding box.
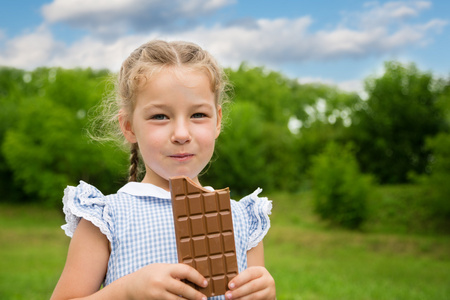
[215,105,223,139]
[119,110,137,143]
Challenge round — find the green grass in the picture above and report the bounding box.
[1,186,450,299]
[266,190,450,299]
[0,204,69,300]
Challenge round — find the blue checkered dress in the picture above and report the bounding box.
[61,181,272,300]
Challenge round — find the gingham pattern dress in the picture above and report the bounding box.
[61,181,272,300]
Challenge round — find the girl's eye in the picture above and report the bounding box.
[150,114,168,120]
[192,113,207,119]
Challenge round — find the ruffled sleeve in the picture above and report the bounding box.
[239,188,272,250]
[61,181,113,243]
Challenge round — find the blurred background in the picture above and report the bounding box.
[0,1,449,299]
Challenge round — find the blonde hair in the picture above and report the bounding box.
[92,40,229,182]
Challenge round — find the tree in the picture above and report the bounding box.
[203,101,268,195]
[351,61,447,183]
[1,68,127,206]
[203,65,300,194]
[228,64,292,126]
[205,64,365,193]
[310,142,372,229]
[417,133,450,226]
[413,79,450,231]
[0,67,29,201]
[287,81,362,187]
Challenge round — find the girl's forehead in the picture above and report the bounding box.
[134,67,215,105]
[139,66,215,94]
[164,66,211,83]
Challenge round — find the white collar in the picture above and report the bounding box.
[118,182,214,199]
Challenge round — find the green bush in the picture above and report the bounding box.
[413,133,450,231]
[203,101,268,195]
[1,68,128,206]
[351,61,446,184]
[310,142,372,229]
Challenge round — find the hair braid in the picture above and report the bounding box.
[128,143,139,182]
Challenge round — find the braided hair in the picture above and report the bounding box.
[128,143,140,182]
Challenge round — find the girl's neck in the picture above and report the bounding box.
[140,173,201,192]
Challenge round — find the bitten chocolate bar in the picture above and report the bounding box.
[169,176,238,297]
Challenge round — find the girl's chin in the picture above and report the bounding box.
[143,167,204,186]
[168,168,203,180]
[169,173,198,181]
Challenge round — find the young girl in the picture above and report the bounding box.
[51,40,275,300]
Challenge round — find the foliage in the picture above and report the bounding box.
[289,81,360,128]
[205,64,356,194]
[227,64,292,125]
[351,61,447,183]
[203,65,302,194]
[0,67,31,201]
[413,133,450,231]
[204,101,268,194]
[416,80,450,227]
[1,67,127,206]
[310,142,372,229]
[366,184,449,234]
[288,81,361,185]
[1,62,450,215]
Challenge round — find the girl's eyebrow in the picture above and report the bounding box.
[191,102,215,110]
[142,103,167,110]
[142,101,214,111]
[140,103,171,115]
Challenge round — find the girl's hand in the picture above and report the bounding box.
[123,263,208,300]
[224,266,276,300]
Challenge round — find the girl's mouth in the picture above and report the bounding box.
[169,153,194,162]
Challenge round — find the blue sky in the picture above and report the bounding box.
[0,0,448,95]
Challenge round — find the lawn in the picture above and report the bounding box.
[0,204,69,300]
[1,187,450,299]
[266,190,450,299]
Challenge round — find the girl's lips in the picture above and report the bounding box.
[169,153,194,161]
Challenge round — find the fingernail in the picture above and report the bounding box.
[229,282,235,289]
[202,297,207,300]
[203,280,208,287]
[226,292,232,299]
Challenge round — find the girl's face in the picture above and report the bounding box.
[120,67,222,190]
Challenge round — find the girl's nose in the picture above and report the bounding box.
[171,120,191,144]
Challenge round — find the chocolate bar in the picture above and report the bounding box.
[169,176,238,297]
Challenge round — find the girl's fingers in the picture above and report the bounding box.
[167,264,207,300]
[226,277,265,299]
[166,278,206,300]
[226,267,276,300]
[228,267,263,289]
[170,264,208,288]
[226,289,268,300]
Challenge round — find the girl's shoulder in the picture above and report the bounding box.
[61,181,115,242]
[232,188,272,210]
[231,188,273,250]
[61,181,175,241]
[63,181,138,239]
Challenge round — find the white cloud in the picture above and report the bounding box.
[175,12,446,66]
[49,35,147,70]
[0,25,65,69]
[352,1,433,28]
[0,1,447,74]
[41,0,235,37]
[297,76,367,99]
